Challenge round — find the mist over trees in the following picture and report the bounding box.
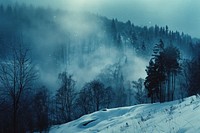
[55,72,76,123]
[0,3,200,133]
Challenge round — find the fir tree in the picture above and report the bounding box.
[144,40,181,102]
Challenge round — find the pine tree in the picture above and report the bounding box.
[145,40,165,103]
[163,45,181,101]
[144,40,181,102]
[188,51,200,96]
[144,59,159,103]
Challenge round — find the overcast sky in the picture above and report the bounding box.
[4,0,200,38]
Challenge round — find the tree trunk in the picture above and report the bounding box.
[159,83,162,102]
[13,101,17,133]
[167,73,170,101]
[171,73,176,101]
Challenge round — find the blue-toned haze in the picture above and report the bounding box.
[3,0,200,38]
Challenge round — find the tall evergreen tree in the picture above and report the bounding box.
[163,45,181,101]
[188,49,200,96]
[145,40,181,102]
[145,40,165,103]
[144,59,159,103]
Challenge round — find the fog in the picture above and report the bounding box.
[1,0,198,90]
[5,0,200,38]
[26,11,149,89]
[0,1,200,131]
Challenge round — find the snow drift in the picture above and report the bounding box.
[50,95,200,133]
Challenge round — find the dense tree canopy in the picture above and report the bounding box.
[145,40,181,103]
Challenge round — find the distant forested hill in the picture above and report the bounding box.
[0,4,199,61]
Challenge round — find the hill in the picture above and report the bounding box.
[0,4,199,89]
[50,95,200,133]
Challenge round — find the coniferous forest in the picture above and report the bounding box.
[0,3,200,133]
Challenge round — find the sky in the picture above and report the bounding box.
[4,0,199,38]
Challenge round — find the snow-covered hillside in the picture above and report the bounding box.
[50,95,200,133]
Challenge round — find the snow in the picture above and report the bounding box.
[50,95,200,133]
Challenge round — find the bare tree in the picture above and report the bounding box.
[98,61,127,107]
[76,80,113,115]
[33,86,50,133]
[89,80,105,111]
[75,85,93,116]
[132,78,147,104]
[0,42,37,133]
[55,72,76,123]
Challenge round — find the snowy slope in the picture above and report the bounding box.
[50,95,200,133]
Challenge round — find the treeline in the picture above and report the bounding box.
[0,37,199,133]
[145,40,200,103]
[0,3,198,61]
[0,3,199,93]
[0,39,146,133]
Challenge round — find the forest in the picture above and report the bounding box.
[0,3,200,133]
